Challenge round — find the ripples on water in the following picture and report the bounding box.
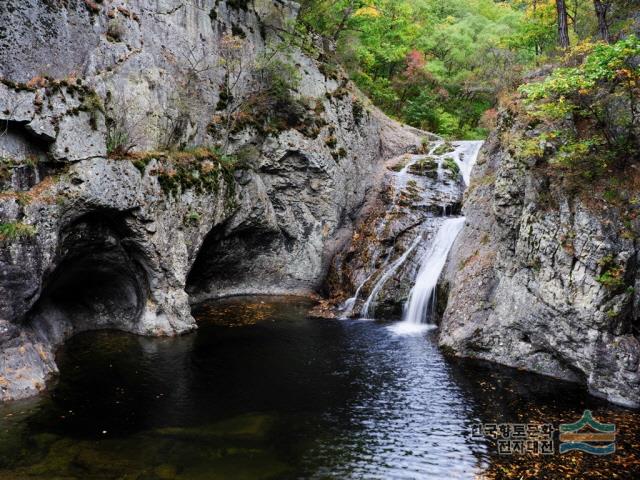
[0,296,638,479]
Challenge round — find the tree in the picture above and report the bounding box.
[593,0,611,43]
[508,0,557,56]
[332,0,360,41]
[556,0,571,48]
[520,36,640,167]
[218,34,249,154]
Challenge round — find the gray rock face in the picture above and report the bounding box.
[326,141,470,319]
[440,111,640,408]
[0,0,424,402]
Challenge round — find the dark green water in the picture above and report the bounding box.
[0,297,638,479]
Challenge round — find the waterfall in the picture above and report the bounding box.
[347,140,482,325]
[388,217,465,334]
[387,140,483,334]
[360,234,423,319]
[341,273,372,318]
[454,141,483,186]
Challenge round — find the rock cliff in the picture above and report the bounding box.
[440,108,640,408]
[0,0,425,401]
[324,141,475,320]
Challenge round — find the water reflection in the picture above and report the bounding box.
[0,296,637,479]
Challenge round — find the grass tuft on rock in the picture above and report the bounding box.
[0,222,37,241]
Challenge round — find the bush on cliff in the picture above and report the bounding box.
[519,35,640,174]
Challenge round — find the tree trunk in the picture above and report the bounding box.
[593,0,611,43]
[556,0,570,49]
[332,1,355,42]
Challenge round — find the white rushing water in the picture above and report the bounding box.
[356,140,482,326]
[388,217,465,335]
[360,235,423,319]
[452,141,483,186]
[341,274,372,319]
[388,140,483,335]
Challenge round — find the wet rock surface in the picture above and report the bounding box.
[326,141,479,319]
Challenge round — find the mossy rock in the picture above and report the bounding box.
[408,157,438,178]
[432,142,456,156]
[442,157,460,176]
[388,157,411,172]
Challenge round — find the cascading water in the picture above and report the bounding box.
[355,140,482,323]
[454,140,483,186]
[360,235,423,319]
[387,140,482,334]
[388,217,465,335]
[341,273,373,318]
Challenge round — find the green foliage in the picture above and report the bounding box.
[255,51,302,103]
[432,142,456,156]
[301,0,528,137]
[124,147,238,202]
[183,210,201,226]
[443,157,460,175]
[0,222,37,241]
[106,127,130,156]
[520,36,640,105]
[300,0,637,139]
[408,156,438,177]
[505,0,557,56]
[513,136,547,161]
[596,254,626,290]
[519,36,640,174]
[212,38,326,144]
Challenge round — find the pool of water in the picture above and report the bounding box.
[0,297,638,479]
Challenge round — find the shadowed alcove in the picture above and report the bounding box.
[186,221,282,302]
[27,211,150,344]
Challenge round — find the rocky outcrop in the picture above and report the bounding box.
[0,0,427,401]
[440,110,640,408]
[325,142,473,319]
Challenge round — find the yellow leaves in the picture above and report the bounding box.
[354,6,380,18]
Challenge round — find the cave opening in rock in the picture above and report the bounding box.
[186,222,280,304]
[26,211,150,345]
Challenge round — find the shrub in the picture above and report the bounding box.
[184,210,201,226]
[105,92,144,156]
[443,157,460,176]
[596,255,626,291]
[107,18,125,42]
[432,142,456,156]
[0,222,37,241]
[149,147,237,201]
[519,36,640,172]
